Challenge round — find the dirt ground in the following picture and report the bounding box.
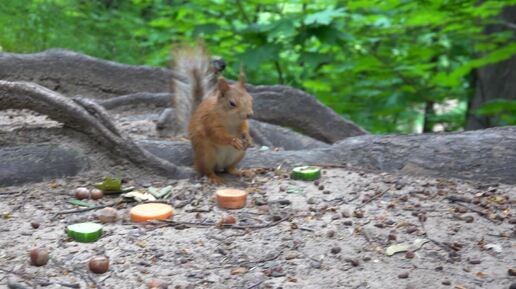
[1,166,515,289]
[1,104,515,289]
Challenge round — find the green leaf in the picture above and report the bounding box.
[435,43,516,87]
[94,177,122,192]
[68,199,96,208]
[241,43,281,69]
[148,185,173,199]
[304,8,345,26]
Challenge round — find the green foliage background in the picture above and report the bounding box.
[1,0,515,133]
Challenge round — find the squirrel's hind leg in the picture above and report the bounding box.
[227,152,254,178]
[192,140,225,184]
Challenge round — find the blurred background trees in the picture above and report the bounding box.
[1,0,515,134]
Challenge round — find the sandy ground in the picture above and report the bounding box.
[0,108,515,289]
[0,167,515,289]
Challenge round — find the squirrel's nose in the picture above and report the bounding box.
[246,112,253,119]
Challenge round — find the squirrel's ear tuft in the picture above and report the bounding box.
[217,77,230,95]
[239,63,246,87]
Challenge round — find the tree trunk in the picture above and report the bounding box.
[465,5,516,130]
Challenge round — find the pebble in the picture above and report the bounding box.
[277,199,291,206]
[388,234,397,241]
[307,197,317,205]
[346,259,359,267]
[341,209,351,218]
[398,272,409,279]
[374,223,385,228]
[342,220,353,226]
[318,185,324,191]
[284,251,298,260]
[385,220,396,226]
[31,222,40,229]
[353,210,364,218]
[331,214,341,221]
[468,259,481,265]
[323,190,331,194]
[405,227,417,234]
[405,251,415,259]
[441,280,451,285]
[511,282,516,289]
[326,230,336,238]
[310,261,321,269]
[330,247,341,254]
[508,268,516,276]
[463,216,474,223]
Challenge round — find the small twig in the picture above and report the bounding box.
[445,197,497,223]
[0,191,22,196]
[159,215,290,230]
[418,219,452,253]
[237,251,282,266]
[246,280,265,289]
[357,189,389,208]
[53,202,117,219]
[38,281,80,288]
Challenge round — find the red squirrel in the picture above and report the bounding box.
[171,45,253,184]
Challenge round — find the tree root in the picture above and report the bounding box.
[0,80,194,178]
[0,49,366,143]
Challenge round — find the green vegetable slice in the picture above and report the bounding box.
[67,222,103,243]
[291,166,321,181]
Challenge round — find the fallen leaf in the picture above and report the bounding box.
[68,199,96,208]
[385,239,429,256]
[386,243,411,256]
[484,243,502,253]
[286,187,304,194]
[95,177,122,193]
[122,191,156,202]
[230,267,248,275]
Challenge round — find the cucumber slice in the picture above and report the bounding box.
[67,222,103,243]
[291,166,321,181]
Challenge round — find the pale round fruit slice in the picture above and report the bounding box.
[67,222,103,243]
[216,189,248,209]
[291,166,321,181]
[130,203,173,222]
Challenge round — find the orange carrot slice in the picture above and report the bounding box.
[130,203,173,222]
[216,189,247,209]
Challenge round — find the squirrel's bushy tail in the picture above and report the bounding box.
[171,44,217,135]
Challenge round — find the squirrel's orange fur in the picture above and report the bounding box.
[188,70,254,184]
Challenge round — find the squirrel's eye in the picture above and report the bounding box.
[229,100,236,107]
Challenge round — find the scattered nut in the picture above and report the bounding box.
[405,251,415,259]
[146,279,168,289]
[463,215,474,223]
[97,207,118,224]
[89,256,109,274]
[90,189,104,200]
[222,215,237,225]
[30,248,49,266]
[74,187,90,200]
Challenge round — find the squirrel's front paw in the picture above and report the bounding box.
[242,135,253,149]
[231,137,245,150]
